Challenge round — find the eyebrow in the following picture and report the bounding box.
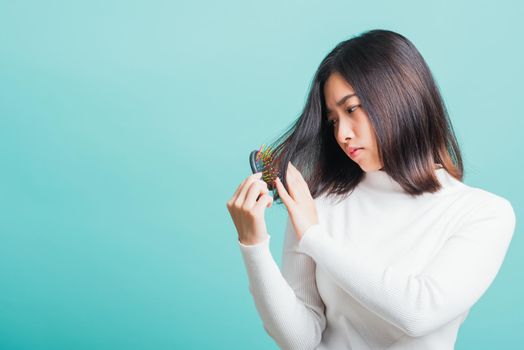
[326,93,357,113]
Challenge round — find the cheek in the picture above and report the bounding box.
[365,124,378,146]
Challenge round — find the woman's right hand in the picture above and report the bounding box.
[226,172,274,245]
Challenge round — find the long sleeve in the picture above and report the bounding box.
[296,197,516,338]
[238,217,327,350]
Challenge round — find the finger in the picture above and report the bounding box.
[284,164,300,201]
[275,176,294,208]
[288,162,312,197]
[253,193,274,212]
[288,162,308,186]
[229,177,248,204]
[244,180,269,209]
[233,172,263,205]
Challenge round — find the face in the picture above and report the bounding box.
[323,72,384,172]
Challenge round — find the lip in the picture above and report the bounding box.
[347,146,363,157]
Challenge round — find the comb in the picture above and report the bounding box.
[249,144,282,191]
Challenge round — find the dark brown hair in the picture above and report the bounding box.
[268,29,464,203]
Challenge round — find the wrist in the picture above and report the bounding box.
[239,234,269,246]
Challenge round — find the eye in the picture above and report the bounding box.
[325,105,361,127]
[347,104,360,114]
[326,118,336,127]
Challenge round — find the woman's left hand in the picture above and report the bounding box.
[274,162,319,241]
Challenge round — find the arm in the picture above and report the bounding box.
[296,197,516,337]
[238,216,327,350]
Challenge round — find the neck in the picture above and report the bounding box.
[360,164,455,194]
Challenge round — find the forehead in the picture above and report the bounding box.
[324,72,355,93]
[324,73,357,112]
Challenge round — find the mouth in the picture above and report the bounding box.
[347,146,363,157]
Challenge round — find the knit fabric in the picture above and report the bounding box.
[238,167,516,350]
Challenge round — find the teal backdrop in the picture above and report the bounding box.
[1,1,522,349]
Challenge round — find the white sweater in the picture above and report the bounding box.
[238,167,516,350]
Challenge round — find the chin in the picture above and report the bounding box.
[356,163,369,172]
[359,163,382,172]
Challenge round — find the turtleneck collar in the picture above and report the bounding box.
[359,164,461,195]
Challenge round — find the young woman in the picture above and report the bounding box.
[226,29,516,350]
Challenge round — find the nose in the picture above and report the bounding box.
[335,118,355,144]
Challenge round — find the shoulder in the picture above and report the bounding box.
[313,192,345,220]
[456,186,516,231]
[465,186,514,213]
[313,191,348,209]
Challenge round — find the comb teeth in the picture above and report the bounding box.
[252,144,281,190]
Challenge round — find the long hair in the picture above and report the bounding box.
[268,29,463,204]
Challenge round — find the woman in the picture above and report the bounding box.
[226,29,516,350]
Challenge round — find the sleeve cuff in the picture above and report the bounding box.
[238,235,273,267]
[238,234,271,248]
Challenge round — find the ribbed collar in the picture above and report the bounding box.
[359,164,461,195]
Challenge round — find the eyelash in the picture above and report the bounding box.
[326,105,360,127]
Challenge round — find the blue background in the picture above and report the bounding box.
[1,0,522,349]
